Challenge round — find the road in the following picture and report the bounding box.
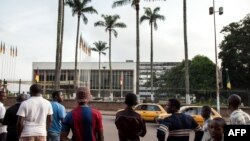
[103,115,159,141]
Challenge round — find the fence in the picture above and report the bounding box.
[155,88,250,106]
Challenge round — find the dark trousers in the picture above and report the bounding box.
[0,133,7,141]
[6,131,18,141]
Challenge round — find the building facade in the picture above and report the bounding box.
[139,62,180,100]
[33,62,136,100]
[33,61,179,100]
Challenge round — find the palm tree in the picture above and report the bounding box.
[55,0,64,89]
[94,14,126,100]
[183,0,190,104]
[112,0,165,96]
[91,41,108,98]
[66,0,97,91]
[140,7,165,96]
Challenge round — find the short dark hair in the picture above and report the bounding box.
[125,93,137,106]
[30,84,42,95]
[212,117,226,127]
[52,90,61,99]
[168,98,181,110]
[228,94,241,108]
[202,106,211,113]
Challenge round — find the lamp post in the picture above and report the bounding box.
[102,66,106,101]
[209,0,223,113]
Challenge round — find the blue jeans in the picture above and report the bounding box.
[47,132,60,141]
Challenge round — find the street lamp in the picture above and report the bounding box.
[209,0,223,113]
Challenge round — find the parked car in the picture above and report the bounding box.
[155,106,221,125]
[116,103,169,122]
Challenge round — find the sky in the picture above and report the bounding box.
[0,0,250,91]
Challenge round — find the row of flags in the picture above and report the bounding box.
[0,42,18,57]
[79,34,91,56]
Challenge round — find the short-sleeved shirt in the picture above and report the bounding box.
[62,105,103,141]
[157,113,202,141]
[0,102,7,133]
[229,109,250,125]
[16,96,53,137]
[48,101,66,134]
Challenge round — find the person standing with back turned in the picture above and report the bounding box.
[16,84,53,141]
[115,93,146,141]
[0,91,7,141]
[61,87,104,141]
[47,90,66,141]
[3,94,27,141]
[228,94,250,125]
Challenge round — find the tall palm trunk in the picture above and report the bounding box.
[74,14,81,91]
[150,24,153,95]
[135,1,140,95]
[59,0,65,80]
[109,29,113,100]
[55,0,63,89]
[98,52,101,98]
[183,0,190,104]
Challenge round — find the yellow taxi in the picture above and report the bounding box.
[133,103,169,122]
[156,106,221,125]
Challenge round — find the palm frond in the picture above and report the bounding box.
[140,15,150,23]
[94,21,106,27]
[112,29,118,37]
[144,7,152,16]
[82,6,98,14]
[153,7,160,14]
[82,15,88,24]
[112,0,132,8]
[112,23,126,28]
[91,48,98,52]
[153,22,158,30]
[101,52,107,55]
[154,14,165,21]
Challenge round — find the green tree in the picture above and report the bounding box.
[94,14,126,100]
[66,0,97,90]
[140,7,165,95]
[91,41,108,98]
[112,0,166,95]
[219,14,250,89]
[55,0,65,89]
[157,55,216,95]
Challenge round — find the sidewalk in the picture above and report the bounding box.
[101,110,116,116]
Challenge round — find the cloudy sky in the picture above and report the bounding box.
[0,0,250,85]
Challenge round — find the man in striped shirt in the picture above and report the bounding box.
[61,87,104,141]
[157,99,202,141]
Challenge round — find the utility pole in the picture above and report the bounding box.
[209,0,223,113]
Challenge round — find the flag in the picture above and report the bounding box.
[10,46,13,56]
[88,47,91,56]
[15,47,17,57]
[79,34,83,49]
[35,69,39,83]
[120,72,124,86]
[226,70,231,89]
[3,43,5,54]
[0,42,2,54]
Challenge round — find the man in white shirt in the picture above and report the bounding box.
[0,90,7,141]
[228,94,250,125]
[17,84,53,141]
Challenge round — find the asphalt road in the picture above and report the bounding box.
[103,115,159,141]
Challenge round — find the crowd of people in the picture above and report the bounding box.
[0,84,250,141]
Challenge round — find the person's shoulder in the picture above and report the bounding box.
[90,107,101,115]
